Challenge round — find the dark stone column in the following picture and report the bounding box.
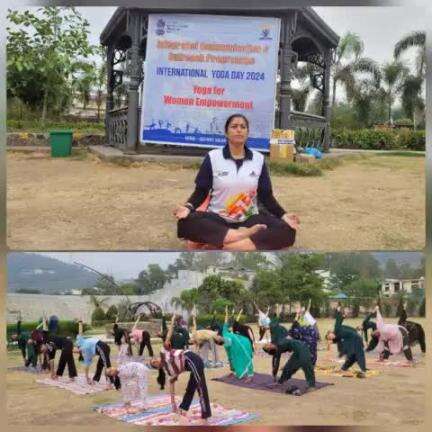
[105,44,115,146]
[125,12,143,153]
[279,12,298,129]
[322,48,332,152]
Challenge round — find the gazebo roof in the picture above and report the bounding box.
[100,4,339,49]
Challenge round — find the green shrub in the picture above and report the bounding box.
[6,320,90,341]
[331,128,425,151]
[105,305,118,321]
[91,307,106,323]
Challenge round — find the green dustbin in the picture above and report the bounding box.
[50,130,73,157]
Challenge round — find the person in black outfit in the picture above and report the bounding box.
[41,335,77,381]
[232,309,255,351]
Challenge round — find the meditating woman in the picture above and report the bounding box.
[106,362,149,412]
[150,315,212,424]
[74,320,115,388]
[174,113,299,250]
[129,315,154,358]
[326,306,367,377]
[221,306,254,381]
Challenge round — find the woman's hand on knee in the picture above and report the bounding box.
[282,213,300,230]
[173,205,191,220]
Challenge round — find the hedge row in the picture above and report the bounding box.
[331,128,425,151]
[6,320,90,340]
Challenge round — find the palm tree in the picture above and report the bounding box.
[351,78,384,128]
[394,31,425,78]
[394,31,426,128]
[380,61,408,124]
[331,32,380,108]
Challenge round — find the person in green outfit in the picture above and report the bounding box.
[326,306,367,377]
[220,305,254,382]
[10,317,42,369]
[262,336,316,395]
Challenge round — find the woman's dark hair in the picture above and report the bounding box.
[113,375,121,390]
[113,323,118,331]
[262,344,276,355]
[233,321,255,346]
[157,368,166,390]
[224,114,249,133]
[78,352,84,362]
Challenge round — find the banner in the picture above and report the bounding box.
[140,14,281,151]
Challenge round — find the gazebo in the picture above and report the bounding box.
[100,3,339,153]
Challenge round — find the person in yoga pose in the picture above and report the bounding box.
[41,334,77,381]
[397,303,426,354]
[288,301,319,365]
[150,315,212,424]
[368,305,414,364]
[357,312,377,343]
[10,316,33,367]
[189,310,224,368]
[174,113,299,251]
[326,306,367,377]
[159,312,190,349]
[232,308,255,351]
[221,306,254,381]
[254,302,271,342]
[74,320,115,388]
[106,362,149,412]
[262,337,316,395]
[129,314,154,358]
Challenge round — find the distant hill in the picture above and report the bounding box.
[372,252,423,268]
[7,253,99,294]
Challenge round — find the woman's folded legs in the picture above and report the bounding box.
[178,211,295,250]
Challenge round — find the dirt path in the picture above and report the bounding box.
[7,318,425,426]
[7,152,424,251]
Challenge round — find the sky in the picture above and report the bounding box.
[76,5,427,69]
[40,252,180,279]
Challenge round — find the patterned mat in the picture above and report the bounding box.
[212,372,333,395]
[315,365,380,378]
[36,374,111,395]
[94,394,258,426]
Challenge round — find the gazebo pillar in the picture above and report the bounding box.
[322,48,332,152]
[125,12,142,153]
[279,13,298,129]
[105,45,115,131]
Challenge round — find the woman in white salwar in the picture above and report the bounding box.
[106,362,149,413]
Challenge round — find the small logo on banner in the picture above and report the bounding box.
[260,28,272,40]
[156,19,165,35]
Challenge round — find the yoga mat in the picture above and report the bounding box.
[36,374,111,395]
[94,394,258,426]
[212,372,333,395]
[315,365,380,378]
[8,365,44,374]
[332,356,415,368]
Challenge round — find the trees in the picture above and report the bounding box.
[7,7,93,121]
[394,31,425,128]
[135,264,170,295]
[380,61,408,124]
[331,32,380,108]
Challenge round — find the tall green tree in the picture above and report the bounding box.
[331,32,380,108]
[380,61,408,124]
[171,288,199,313]
[135,264,169,295]
[7,7,93,121]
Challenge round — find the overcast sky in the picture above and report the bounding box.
[40,252,180,279]
[77,5,427,69]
